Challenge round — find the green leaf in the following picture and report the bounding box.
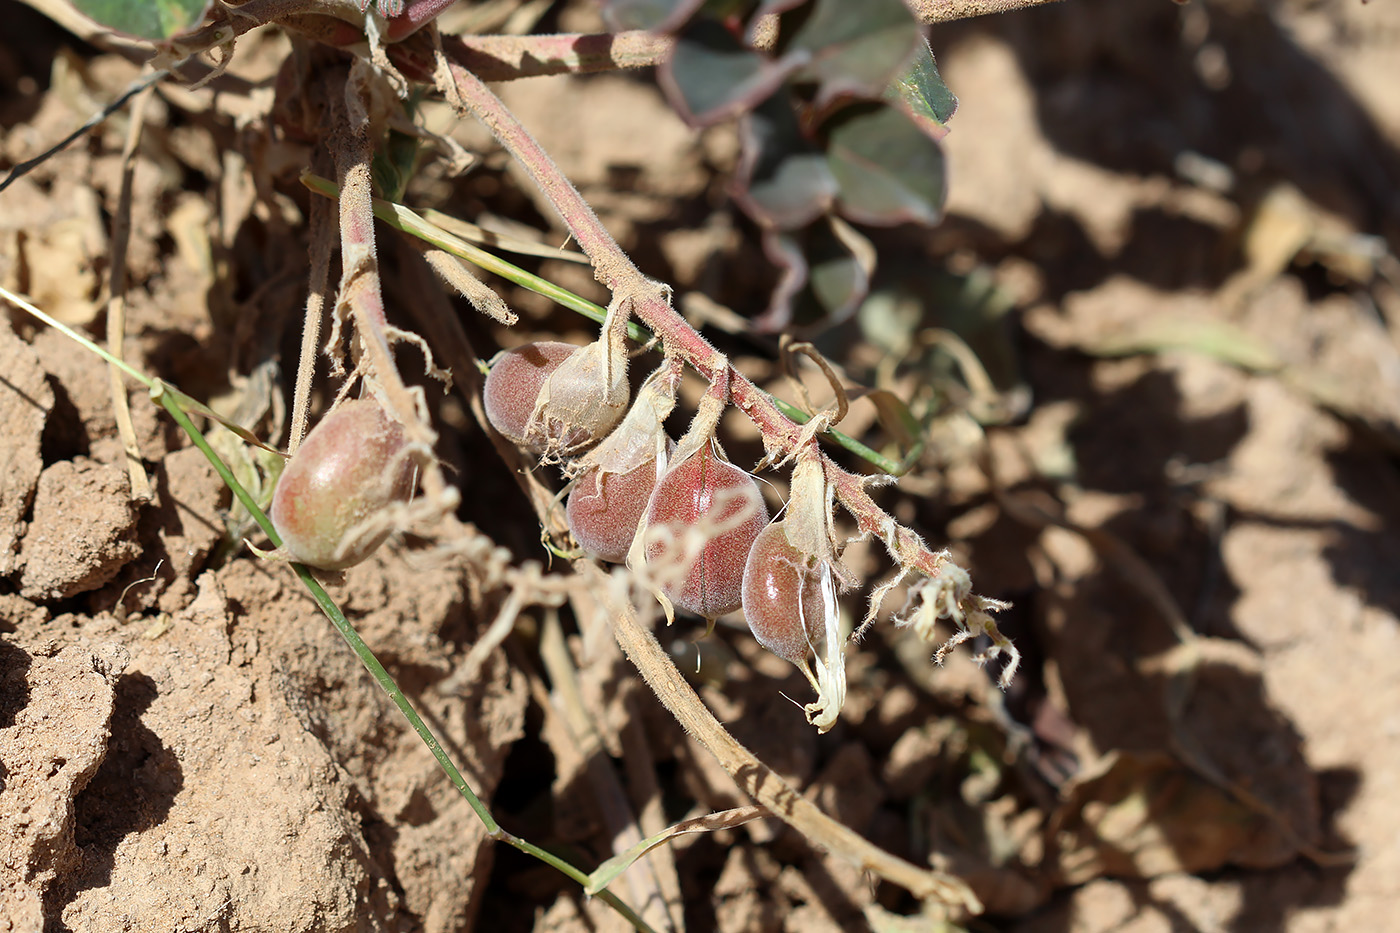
[826,104,945,226]
[808,215,875,321]
[598,0,705,32]
[734,91,839,230]
[888,37,958,139]
[659,18,797,126]
[848,386,921,453]
[68,0,214,39]
[787,0,923,109]
[371,117,425,204]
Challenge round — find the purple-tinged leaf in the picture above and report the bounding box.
[733,92,838,231]
[825,105,945,226]
[598,0,706,33]
[786,0,923,110]
[752,217,875,332]
[753,229,807,332]
[658,19,800,126]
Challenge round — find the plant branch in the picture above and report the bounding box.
[438,50,961,581]
[302,171,907,475]
[584,562,981,912]
[436,31,670,81]
[906,0,1065,23]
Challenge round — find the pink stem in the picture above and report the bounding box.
[441,48,953,581]
[437,32,671,80]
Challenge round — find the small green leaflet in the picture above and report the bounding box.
[68,0,215,40]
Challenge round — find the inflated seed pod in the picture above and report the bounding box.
[483,341,590,452]
[741,520,830,663]
[643,444,769,619]
[568,438,677,563]
[270,399,416,570]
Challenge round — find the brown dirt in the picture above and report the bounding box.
[3,0,1400,931]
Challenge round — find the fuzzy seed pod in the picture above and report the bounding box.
[741,521,833,663]
[271,399,416,570]
[568,454,664,563]
[483,341,590,451]
[643,444,769,619]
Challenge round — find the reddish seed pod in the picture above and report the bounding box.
[567,439,675,563]
[270,399,416,570]
[741,521,830,664]
[644,445,769,619]
[482,342,588,451]
[567,458,660,563]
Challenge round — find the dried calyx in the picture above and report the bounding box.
[527,295,630,458]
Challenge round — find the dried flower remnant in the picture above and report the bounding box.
[895,569,1019,688]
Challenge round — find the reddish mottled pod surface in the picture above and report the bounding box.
[271,399,416,570]
[741,521,828,663]
[644,445,769,618]
[567,442,675,563]
[483,342,584,451]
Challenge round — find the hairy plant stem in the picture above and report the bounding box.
[906,0,1065,23]
[289,184,335,453]
[328,61,453,503]
[585,563,980,912]
[104,81,156,501]
[439,46,959,582]
[408,2,1063,82]
[436,31,670,81]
